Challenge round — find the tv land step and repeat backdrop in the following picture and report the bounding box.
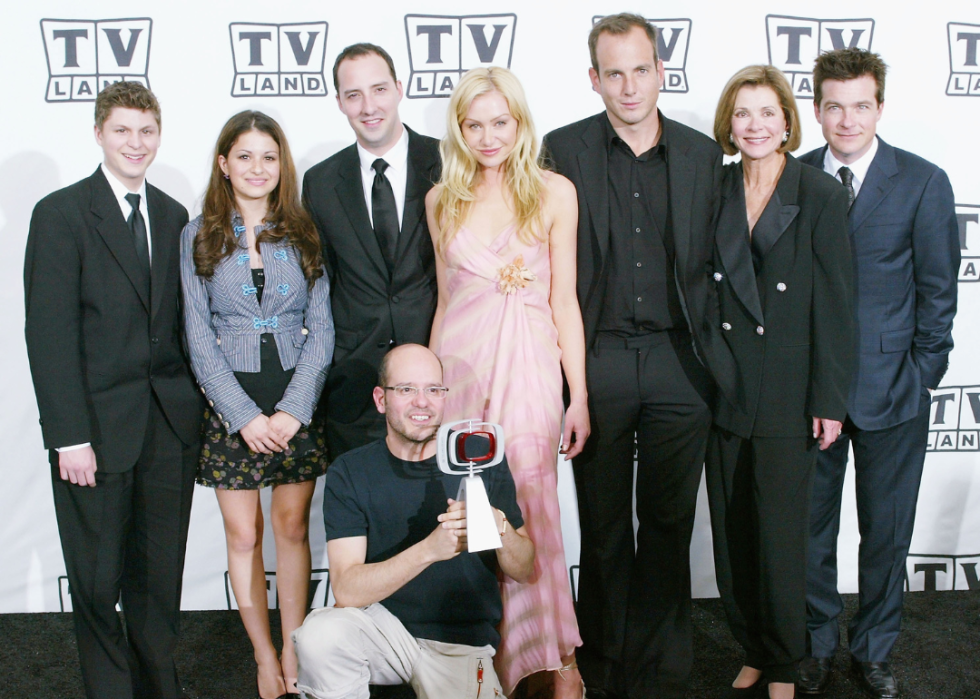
[1,1,978,613]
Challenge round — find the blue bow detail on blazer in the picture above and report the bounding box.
[180,214,334,434]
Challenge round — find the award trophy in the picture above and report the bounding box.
[436,419,506,553]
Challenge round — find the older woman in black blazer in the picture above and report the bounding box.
[705,66,854,699]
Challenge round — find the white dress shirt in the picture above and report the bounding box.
[357,126,409,231]
[822,135,879,200]
[58,166,154,454]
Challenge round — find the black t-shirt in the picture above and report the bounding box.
[323,438,525,648]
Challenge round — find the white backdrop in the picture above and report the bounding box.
[2,0,978,613]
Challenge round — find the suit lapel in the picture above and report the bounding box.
[90,168,150,312]
[664,118,695,280]
[577,117,610,265]
[146,184,173,320]
[849,138,897,231]
[335,148,389,280]
[751,155,801,262]
[717,165,764,326]
[396,127,437,262]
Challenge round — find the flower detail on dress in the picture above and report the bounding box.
[497,255,537,295]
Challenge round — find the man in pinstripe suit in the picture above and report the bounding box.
[24,82,202,699]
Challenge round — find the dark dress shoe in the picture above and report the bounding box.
[797,656,834,694]
[851,659,900,698]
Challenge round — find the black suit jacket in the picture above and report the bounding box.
[24,167,202,472]
[800,139,959,431]
[711,156,854,439]
[542,111,734,402]
[302,127,441,447]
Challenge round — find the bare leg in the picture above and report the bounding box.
[733,666,762,688]
[554,651,584,699]
[271,481,316,694]
[215,488,286,699]
[768,681,795,699]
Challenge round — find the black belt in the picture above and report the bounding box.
[595,330,676,350]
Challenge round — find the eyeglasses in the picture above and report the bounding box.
[383,385,450,399]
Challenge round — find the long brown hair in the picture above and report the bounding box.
[194,111,322,286]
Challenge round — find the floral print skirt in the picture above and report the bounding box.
[196,408,328,489]
[196,334,328,489]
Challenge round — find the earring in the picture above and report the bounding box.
[729,133,735,144]
[782,131,789,143]
[223,173,230,179]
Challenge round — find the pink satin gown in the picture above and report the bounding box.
[433,223,582,694]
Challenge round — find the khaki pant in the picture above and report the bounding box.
[293,604,505,699]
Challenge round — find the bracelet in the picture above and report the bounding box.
[499,513,508,536]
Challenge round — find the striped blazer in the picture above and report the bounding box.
[180,215,334,435]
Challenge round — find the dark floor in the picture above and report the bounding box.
[1,592,977,698]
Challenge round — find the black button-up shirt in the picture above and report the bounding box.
[598,115,686,336]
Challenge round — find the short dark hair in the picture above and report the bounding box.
[588,13,659,71]
[95,81,161,130]
[332,43,398,93]
[813,48,887,106]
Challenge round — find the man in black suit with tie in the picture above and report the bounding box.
[541,14,732,699]
[798,49,960,699]
[24,81,202,699]
[303,43,441,458]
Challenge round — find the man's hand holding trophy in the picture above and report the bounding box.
[436,419,508,553]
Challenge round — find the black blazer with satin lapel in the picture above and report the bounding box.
[711,156,854,439]
[542,111,734,401]
[302,126,441,445]
[800,139,959,431]
[24,167,201,472]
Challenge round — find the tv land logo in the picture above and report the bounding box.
[926,385,980,451]
[592,16,692,93]
[224,569,332,610]
[957,205,980,282]
[229,22,328,97]
[404,14,516,98]
[906,554,980,591]
[765,15,874,99]
[41,18,151,102]
[947,22,980,96]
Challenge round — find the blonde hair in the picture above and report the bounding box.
[433,67,545,255]
[714,65,802,156]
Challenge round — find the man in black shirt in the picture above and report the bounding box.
[541,13,732,699]
[293,344,534,698]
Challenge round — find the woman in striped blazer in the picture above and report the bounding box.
[180,111,334,699]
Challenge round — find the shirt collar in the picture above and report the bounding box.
[101,163,147,213]
[823,135,878,186]
[604,110,667,159]
[357,125,409,175]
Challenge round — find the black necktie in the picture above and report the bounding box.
[837,166,855,210]
[371,158,399,277]
[125,192,151,281]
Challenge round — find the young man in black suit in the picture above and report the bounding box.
[798,49,960,699]
[303,44,441,458]
[540,13,732,699]
[24,81,202,699]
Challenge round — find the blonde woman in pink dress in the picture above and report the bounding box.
[425,66,590,698]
